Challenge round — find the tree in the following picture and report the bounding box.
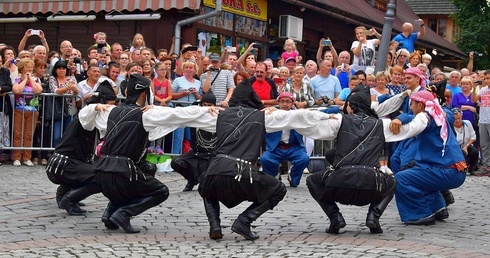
[450,0,490,70]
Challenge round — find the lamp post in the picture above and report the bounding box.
[375,0,397,73]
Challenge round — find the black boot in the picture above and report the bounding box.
[110,195,165,234]
[317,201,346,234]
[101,202,119,230]
[441,190,455,206]
[60,184,100,216]
[183,181,195,192]
[56,184,70,209]
[231,201,271,240]
[366,192,394,234]
[203,198,222,240]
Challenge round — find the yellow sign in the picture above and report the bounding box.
[203,0,268,21]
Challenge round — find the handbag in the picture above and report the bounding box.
[43,95,68,121]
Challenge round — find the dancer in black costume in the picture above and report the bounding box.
[198,79,287,240]
[46,80,116,216]
[171,91,217,191]
[79,74,221,233]
[306,86,397,234]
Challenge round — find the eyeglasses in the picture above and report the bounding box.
[120,57,129,60]
[279,100,293,104]
[399,55,407,58]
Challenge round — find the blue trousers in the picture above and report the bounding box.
[53,116,72,147]
[394,164,466,222]
[260,146,309,186]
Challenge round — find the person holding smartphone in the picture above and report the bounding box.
[351,26,381,73]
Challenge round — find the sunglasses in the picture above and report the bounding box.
[451,108,462,114]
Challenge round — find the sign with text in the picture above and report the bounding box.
[203,0,267,21]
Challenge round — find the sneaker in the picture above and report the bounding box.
[13,160,21,166]
[32,158,39,165]
[155,145,164,155]
[23,160,34,167]
[147,146,155,153]
[41,159,48,165]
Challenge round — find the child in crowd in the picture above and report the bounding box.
[366,73,376,88]
[281,39,299,64]
[93,32,111,52]
[130,33,146,53]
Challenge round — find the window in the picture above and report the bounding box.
[428,19,447,39]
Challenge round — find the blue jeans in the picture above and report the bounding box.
[53,116,72,147]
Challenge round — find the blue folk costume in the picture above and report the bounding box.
[393,90,466,225]
[260,92,309,187]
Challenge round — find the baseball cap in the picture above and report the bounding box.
[277,92,295,102]
[209,53,221,62]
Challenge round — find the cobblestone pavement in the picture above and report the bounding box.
[1,165,490,257]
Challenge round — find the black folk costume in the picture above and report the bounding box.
[45,81,116,216]
[90,75,167,233]
[171,91,217,191]
[198,79,287,240]
[79,74,218,234]
[306,86,397,234]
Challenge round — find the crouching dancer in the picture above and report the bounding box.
[46,80,116,215]
[79,74,220,233]
[198,80,287,240]
[306,87,397,234]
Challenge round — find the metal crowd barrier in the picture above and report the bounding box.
[0,92,330,169]
[1,92,82,152]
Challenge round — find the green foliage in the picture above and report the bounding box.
[450,0,490,69]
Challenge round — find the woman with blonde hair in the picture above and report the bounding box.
[283,66,314,108]
[12,59,43,166]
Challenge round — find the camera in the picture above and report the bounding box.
[208,67,219,72]
[477,80,483,85]
[322,96,331,105]
[473,51,483,57]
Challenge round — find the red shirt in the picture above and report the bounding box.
[252,79,272,100]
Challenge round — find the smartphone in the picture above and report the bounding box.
[31,29,40,36]
[322,39,332,46]
[477,80,482,85]
[362,29,371,35]
[414,19,423,25]
[185,46,199,52]
[273,78,284,84]
[253,43,262,48]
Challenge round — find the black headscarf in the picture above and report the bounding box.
[228,78,264,109]
[426,79,447,106]
[201,90,216,105]
[86,80,117,105]
[125,74,151,105]
[345,84,378,118]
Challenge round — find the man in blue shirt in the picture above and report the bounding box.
[392,20,426,53]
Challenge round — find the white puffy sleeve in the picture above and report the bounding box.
[143,106,218,140]
[383,112,429,142]
[265,109,342,140]
[372,92,406,117]
[78,104,114,138]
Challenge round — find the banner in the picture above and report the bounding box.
[203,0,267,21]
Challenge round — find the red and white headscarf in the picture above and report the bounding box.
[410,90,448,156]
[404,67,427,88]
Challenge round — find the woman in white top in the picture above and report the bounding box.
[351,26,381,72]
[452,108,479,174]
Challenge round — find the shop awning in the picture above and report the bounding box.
[1,0,201,15]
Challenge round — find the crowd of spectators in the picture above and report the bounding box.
[0,23,488,181]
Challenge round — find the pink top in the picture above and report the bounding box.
[281,51,298,61]
[154,77,169,99]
